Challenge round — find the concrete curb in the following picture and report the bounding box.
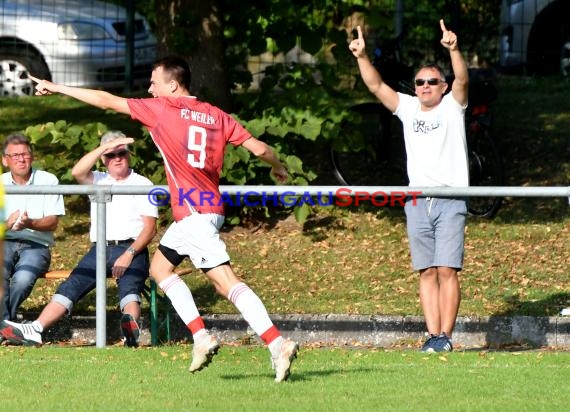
[31,313,570,349]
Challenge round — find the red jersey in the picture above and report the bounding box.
[128,96,251,220]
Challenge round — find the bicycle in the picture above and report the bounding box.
[462,68,504,218]
[330,36,504,218]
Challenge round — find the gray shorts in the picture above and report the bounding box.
[404,197,467,271]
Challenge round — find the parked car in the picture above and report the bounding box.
[499,0,570,75]
[0,0,157,96]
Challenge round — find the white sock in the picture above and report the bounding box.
[228,282,274,336]
[158,274,201,325]
[32,320,43,333]
[268,336,284,358]
[193,329,208,343]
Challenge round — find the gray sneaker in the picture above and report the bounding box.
[120,314,140,348]
[0,320,43,346]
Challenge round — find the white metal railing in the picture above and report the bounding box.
[6,184,570,197]
[5,184,570,347]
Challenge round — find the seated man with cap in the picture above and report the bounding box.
[0,131,157,347]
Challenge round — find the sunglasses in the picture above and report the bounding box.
[414,78,445,86]
[103,149,129,160]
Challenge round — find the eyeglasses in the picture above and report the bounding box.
[4,152,32,160]
[414,78,445,86]
[103,149,129,160]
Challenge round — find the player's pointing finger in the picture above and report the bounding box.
[440,19,447,33]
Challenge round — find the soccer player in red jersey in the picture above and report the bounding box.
[28,56,299,382]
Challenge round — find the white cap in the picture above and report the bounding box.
[100,130,127,146]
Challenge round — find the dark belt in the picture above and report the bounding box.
[93,239,134,246]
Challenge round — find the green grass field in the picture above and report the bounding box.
[0,71,568,412]
[1,345,569,411]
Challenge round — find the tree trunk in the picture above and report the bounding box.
[153,0,231,111]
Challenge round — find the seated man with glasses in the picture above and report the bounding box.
[2,133,65,323]
[0,131,158,347]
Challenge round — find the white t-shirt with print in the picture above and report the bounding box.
[394,92,469,187]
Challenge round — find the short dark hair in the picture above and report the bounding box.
[415,63,447,80]
[153,55,192,90]
[3,132,32,155]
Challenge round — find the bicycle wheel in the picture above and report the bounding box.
[467,126,504,218]
[330,102,406,186]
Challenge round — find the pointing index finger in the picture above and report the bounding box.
[27,74,41,83]
[440,19,447,33]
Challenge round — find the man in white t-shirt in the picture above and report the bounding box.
[350,20,469,353]
[2,133,65,321]
[0,131,158,347]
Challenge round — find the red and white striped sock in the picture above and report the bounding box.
[228,282,282,348]
[159,274,205,336]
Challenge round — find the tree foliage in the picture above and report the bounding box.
[28,0,501,224]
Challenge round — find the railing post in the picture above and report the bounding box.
[92,189,111,348]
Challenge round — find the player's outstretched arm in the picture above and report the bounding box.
[28,75,131,115]
[241,137,288,182]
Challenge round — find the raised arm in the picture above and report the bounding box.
[349,25,399,113]
[439,19,469,106]
[28,75,131,115]
[71,137,134,184]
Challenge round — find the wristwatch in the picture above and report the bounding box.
[126,246,137,256]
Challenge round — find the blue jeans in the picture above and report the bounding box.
[54,243,149,313]
[3,240,51,320]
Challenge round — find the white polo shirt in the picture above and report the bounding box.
[2,169,65,247]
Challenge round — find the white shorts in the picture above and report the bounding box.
[160,213,230,269]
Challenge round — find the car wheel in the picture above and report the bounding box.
[0,48,50,97]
